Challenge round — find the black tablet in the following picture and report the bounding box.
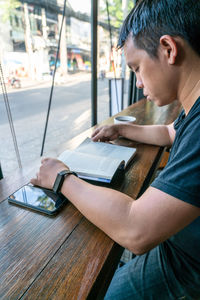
[8,184,67,215]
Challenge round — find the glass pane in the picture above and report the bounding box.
[0,0,134,178]
[0,0,92,177]
[98,0,134,123]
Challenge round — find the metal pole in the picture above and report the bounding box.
[0,163,3,180]
[128,71,134,105]
[127,0,141,105]
[91,0,98,126]
[121,0,129,79]
[40,0,67,156]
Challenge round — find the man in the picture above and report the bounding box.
[31,0,200,298]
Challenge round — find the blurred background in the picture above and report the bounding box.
[0,0,137,177]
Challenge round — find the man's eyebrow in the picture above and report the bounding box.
[127,63,137,72]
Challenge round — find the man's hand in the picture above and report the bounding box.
[91,124,120,142]
[30,158,69,189]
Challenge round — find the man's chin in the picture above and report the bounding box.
[150,98,166,107]
[147,96,153,102]
[147,96,165,106]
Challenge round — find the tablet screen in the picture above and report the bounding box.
[8,184,65,214]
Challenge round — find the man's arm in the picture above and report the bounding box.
[60,174,200,255]
[31,158,200,255]
[92,123,176,147]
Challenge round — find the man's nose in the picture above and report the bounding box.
[136,78,144,89]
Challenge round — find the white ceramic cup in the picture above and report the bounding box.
[114,115,136,124]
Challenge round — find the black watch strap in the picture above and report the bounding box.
[53,170,78,194]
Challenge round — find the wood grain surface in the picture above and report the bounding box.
[0,99,181,299]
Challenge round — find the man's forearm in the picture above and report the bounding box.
[118,124,173,146]
[61,175,135,249]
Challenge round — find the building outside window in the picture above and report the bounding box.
[0,0,134,177]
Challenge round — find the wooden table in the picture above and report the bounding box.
[0,99,181,300]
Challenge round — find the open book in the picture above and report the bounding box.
[58,137,136,184]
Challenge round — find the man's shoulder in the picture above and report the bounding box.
[174,98,200,142]
[186,97,200,124]
[151,100,200,207]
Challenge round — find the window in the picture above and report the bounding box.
[0,0,134,177]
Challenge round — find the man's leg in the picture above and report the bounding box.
[104,247,186,300]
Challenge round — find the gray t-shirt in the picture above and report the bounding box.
[151,97,200,297]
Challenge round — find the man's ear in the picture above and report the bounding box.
[159,35,178,64]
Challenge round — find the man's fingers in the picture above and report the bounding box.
[30,177,37,186]
[92,132,102,142]
[41,157,49,164]
[91,128,100,138]
[30,172,39,186]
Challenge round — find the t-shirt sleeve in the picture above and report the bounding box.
[151,114,200,208]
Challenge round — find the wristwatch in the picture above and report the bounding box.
[53,170,78,194]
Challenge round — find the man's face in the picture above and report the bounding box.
[124,36,178,106]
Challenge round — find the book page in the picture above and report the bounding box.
[58,150,124,182]
[75,137,136,168]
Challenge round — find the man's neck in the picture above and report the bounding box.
[178,53,200,115]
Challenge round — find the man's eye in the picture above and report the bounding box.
[135,67,139,73]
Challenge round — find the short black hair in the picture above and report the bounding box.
[118,0,200,57]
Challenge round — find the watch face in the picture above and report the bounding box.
[53,170,77,193]
[53,173,63,193]
[59,170,69,176]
